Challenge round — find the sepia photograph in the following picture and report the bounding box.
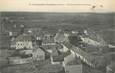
[0,12,115,73]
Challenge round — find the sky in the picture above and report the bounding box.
[0,0,115,12]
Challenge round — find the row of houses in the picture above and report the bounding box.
[9,32,50,64]
[8,47,46,64]
[9,29,109,73]
[8,29,86,73]
[10,32,55,49]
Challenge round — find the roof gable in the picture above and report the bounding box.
[15,34,33,41]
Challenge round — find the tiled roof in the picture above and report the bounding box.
[63,41,96,67]
[15,34,34,42]
[54,32,66,43]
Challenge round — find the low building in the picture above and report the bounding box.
[64,50,76,65]
[32,47,45,61]
[51,55,64,65]
[65,65,82,73]
[50,48,64,65]
[11,33,35,49]
[64,52,83,73]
